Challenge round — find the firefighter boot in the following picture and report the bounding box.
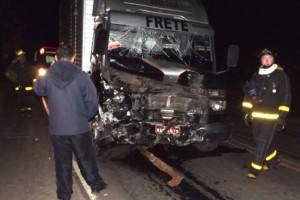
[247,162,262,179]
[20,109,26,117]
[263,150,281,170]
[25,109,32,118]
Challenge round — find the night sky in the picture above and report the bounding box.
[0,0,300,111]
[202,0,300,66]
[0,0,59,66]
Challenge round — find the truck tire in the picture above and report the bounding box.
[195,139,219,152]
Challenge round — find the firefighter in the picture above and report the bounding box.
[5,49,34,117]
[242,49,291,179]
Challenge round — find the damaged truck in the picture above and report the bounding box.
[59,0,239,152]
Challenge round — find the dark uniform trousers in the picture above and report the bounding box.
[15,85,33,113]
[7,60,34,115]
[251,118,279,172]
[50,131,102,199]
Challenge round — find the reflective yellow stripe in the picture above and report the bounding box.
[277,66,284,71]
[242,102,253,108]
[266,150,277,161]
[251,112,279,120]
[15,86,33,91]
[25,87,33,91]
[33,78,36,82]
[20,107,32,111]
[251,162,262,170]
[278,106,290,112]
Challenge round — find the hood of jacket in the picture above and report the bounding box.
[48,60,81,89]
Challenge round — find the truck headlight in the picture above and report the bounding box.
[209,100,226,111]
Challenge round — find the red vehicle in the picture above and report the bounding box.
[33,46,56,76]
[34,46,56,68]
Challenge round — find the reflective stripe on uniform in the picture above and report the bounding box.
[251,162,262,170]
[277,66,284,71]
[242,102,253,109]
[25,87,33,91]
[15,86,33,91]
[20,107,32,111]
[278,106,290,112]
[266,150,277,161]
[251,112,279,120]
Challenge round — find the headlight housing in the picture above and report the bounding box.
[209,100,226,111]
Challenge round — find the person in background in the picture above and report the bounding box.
[5,49,34,118]
[34,45,106,200]
[242,49,291,179]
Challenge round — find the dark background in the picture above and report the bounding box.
[0,0,60,67]
[0,0,299,113]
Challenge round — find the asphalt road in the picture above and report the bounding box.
[0,79,87,200]
[1,77,300,200]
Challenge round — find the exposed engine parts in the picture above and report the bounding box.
[91,65,229,149]
[91,25,231,152]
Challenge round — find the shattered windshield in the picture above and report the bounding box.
[108,24,214,72]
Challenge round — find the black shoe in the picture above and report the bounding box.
[58,197,71,200]
[92,182,108,194]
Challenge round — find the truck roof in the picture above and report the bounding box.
[94,0,209,25]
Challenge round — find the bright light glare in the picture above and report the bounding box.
[38,68,47,76]
[40,48,45,55]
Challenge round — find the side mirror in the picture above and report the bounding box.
[93,0,105,16]
[227,45,239,67]
[93,27,109,55]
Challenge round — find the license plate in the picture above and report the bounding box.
[155,125,180,135]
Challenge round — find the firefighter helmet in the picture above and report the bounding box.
[15,49,26,56]
[259,49,276,58]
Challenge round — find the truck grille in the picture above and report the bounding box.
[146,93,207,114]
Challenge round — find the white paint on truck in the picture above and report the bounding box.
[82,0,94,72]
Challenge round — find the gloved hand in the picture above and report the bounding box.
[276,117,286,132]
[244,81,257,97]
[243,113,252,127]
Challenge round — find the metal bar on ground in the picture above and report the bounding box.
[138,145,184,187]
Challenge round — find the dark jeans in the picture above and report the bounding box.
[50,131,102,200]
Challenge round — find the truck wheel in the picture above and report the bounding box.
[195,139,219,152]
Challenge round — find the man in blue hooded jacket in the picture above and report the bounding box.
[34,45,104,200]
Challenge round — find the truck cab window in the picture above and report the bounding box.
[103,24,214,72]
